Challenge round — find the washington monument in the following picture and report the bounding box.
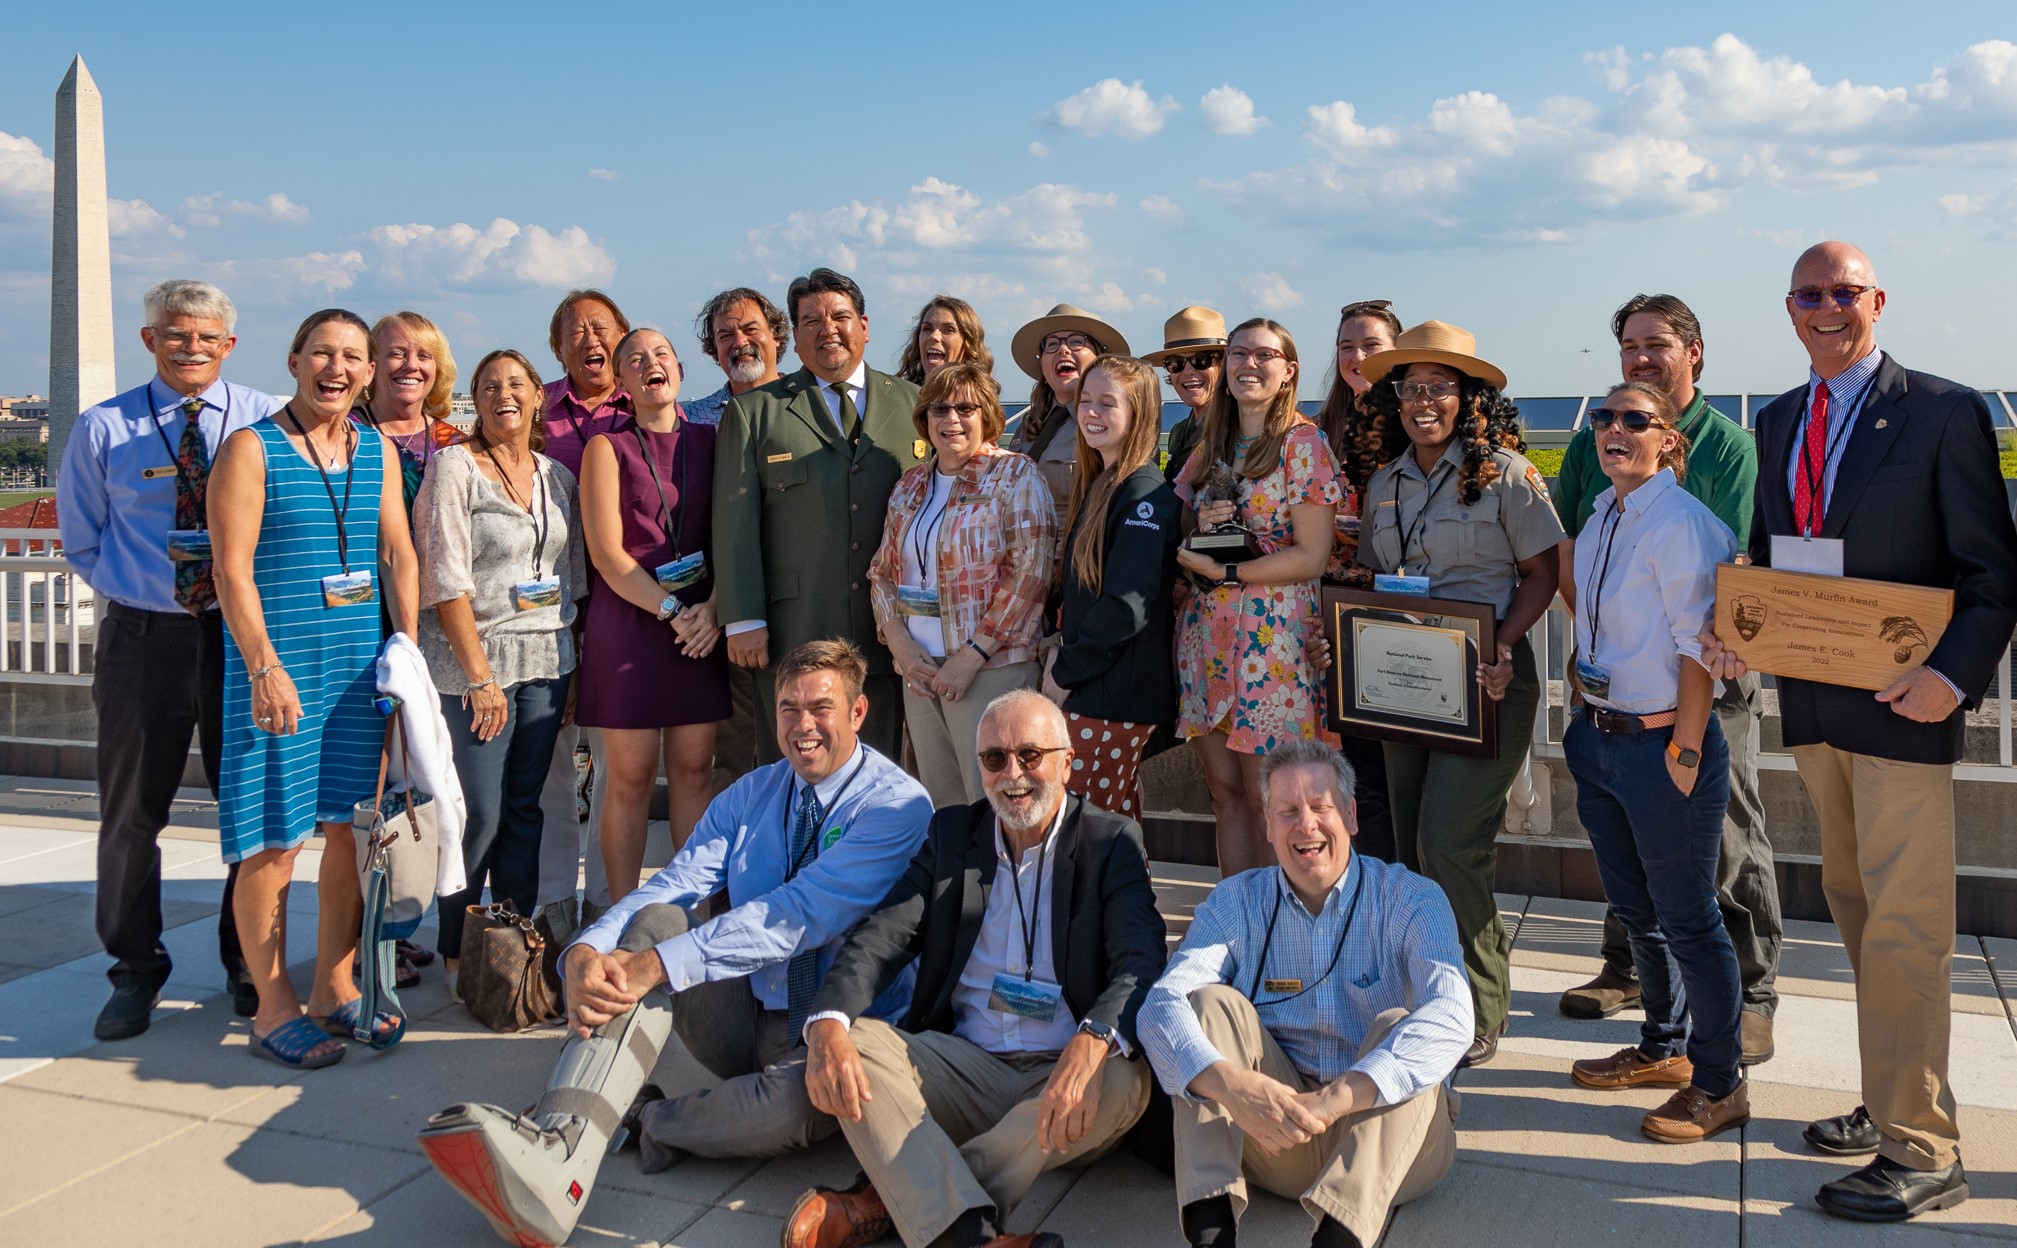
[48,55,117,484]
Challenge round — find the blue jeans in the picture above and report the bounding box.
[437,673,571,959]
[1564,713,1741,1096]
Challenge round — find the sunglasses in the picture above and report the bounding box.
[1163,351,1222,375]
[1787,284,1877,310]
[978,745,1069,773]
[927,402,984,419]
[1339,299,1394,319]
[1587,407,1665,432]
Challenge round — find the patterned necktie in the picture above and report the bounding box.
[829,382,860,445]
[784,784,824,1038]
[173,396,215,612]
[1794,379,1830,536]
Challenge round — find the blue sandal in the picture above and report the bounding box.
[251,1015,347,1069]
[315,998,405,1049]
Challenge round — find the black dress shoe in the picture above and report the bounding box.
[1459,1024,1502,1069]
[1804,1105,1880,1155]
[94,983,161,1041]
[1816,1156,1968,1222]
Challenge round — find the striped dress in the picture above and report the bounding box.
[219,418,386,862]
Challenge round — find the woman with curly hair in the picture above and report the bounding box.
[894,295,994,384]
[1357,321,1565,1069]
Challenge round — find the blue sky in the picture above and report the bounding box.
[2,1,2015,403]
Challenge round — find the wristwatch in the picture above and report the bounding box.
[1667,741,1702,769]
[656,595,681,620]
[1220,563,1239,587]
[1077,1018,1121,1053]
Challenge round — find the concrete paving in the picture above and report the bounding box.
[1,781,2012,1246]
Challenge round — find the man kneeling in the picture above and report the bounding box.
[419,640,931,1247]
[1138,739,1472,1248]
[789,690,1167,1248]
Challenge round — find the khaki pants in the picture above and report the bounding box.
[841,1018,1151,1248]
[901,661,1040,808]
[1173,986,1457,1246]
[1791,743,1961,1169]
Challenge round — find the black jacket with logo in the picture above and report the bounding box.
[1051,466,1181,725]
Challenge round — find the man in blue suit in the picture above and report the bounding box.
[420,638,933,1248]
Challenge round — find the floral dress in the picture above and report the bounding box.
[1175,422,1343,753]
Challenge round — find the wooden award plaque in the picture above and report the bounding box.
[1712,563,1955,691]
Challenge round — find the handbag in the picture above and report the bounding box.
[350,712,439,1048]
[457,902,564,1033]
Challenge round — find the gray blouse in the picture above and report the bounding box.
[411,443,588,695]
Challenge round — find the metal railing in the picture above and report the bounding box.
[0,528,94,684]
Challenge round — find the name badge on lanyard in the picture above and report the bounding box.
[322,569,376,608]
[1374,573,1431,595]
[512,577,561,611]
[166,529,211,561]
[655,551,707,594]
[896,585,941,617]
[987,974,1062,1023]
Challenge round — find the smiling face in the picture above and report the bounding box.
[1076,366,1134,462]
[475,356,538,445]
[710,299,780,387]
[1396,362,1464,456]
[1594,389,1678,492]
[1039,331,1098,401]
[1616,312,1700,411]
[1225,325,1297,411]
[774,667,869,785]
[917,304,964,375]
[1786,243,1885,379]
[1164,351,1221,410]
[978,700,1072,836]
[142,314,236,397]
[1335,314,1396,397]
[559,299,623,398]
[1265,763,1356,909]
[616,330,682,411]
[927,384,988,468]
[287,321,374,420]
[376,319,437,415]
[794,291,869,384]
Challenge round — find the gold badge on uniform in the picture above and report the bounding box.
[1263,978,1303,994]
[913,439,928,460]
[766,452,793,464]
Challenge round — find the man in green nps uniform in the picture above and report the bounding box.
[714,268,924,764]
[1551,293,1782,1066]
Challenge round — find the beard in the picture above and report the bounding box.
[988,775,1062,835]
[727,346,766,385]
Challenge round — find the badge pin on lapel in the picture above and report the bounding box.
[1874,419,1888,429]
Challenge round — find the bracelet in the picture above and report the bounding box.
[966,639,992,662]
[250,663,283,682]
[467,675,498,693]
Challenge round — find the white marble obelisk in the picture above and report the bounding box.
[48,56,117,486]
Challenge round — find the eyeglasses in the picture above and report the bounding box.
[1039,333,1094,356]
[1587,407,1664,432]
[1226,347,1288,367]
[977,745,1069,773]
[927,402,984,419]
[1391,380,1459,403]
[1787,284,1877,310]
[1339,299,1393,318]
[1163,351,1222,375]
[153,329,228,350]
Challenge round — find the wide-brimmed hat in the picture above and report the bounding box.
[1010,303,1132,381]
[1140,306,1227,366]
[1358,320,1507,391]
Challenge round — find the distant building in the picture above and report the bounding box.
[447,392,476,433]
[0,421,47,445]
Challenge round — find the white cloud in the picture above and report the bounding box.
[587,168,620,182]
[1240,271,1304,312]
[216,249,368,300]
[108,198,181,238]
[748,177,1120,271]
[1044,78,1179,139]
[1027,141,1051,159]
[1139,194,1183,221]
[1200,86,1269,136]
[179,191,309,227]
[0,131,53,210]
[1302,102,1397,160]
[365,218,614,290]
[1143,266,1167,285]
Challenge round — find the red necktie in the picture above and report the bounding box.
[1793,380,1829,536]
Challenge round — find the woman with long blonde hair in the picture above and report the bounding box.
[358,311,460,510]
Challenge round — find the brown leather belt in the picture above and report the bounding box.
[1582,705,1678,733]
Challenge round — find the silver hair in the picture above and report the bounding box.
[979,688,1070,747]
[143,280,237,333]
[1257,738,1357,809]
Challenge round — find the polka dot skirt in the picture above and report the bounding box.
[1065,713,1153,820]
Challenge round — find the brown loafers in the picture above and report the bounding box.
[1571,1046,1695,1090]
[782,1177,891,1248]
[1642,1083,1750,1143]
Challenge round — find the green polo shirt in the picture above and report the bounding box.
[1552,393,1756,541]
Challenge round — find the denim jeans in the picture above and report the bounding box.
[1564,713,1741,1096]
[437,673,571,959]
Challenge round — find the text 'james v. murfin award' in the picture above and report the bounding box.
[48,55,119,484]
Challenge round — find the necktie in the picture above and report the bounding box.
[784,784,824,1038]
[173,396,215,612]
[829,382,860,444]
[1794,380,1830,536]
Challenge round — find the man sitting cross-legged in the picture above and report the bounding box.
[419,638,931,1247]
[786,689,1168,1248]
[1138,738,1473,1248]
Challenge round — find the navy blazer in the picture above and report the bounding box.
[812,794,1168,1050]
[1749,355,2017,763]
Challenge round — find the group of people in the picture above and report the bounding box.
[59,237,2015,1244]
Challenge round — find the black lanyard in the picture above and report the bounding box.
[1795,380,1868,536]
[1247,863,1366,1004]
[783,750,871,881]
[1007,828,1051,983]
[1389,459,1453,575]
[148,388,233,489]
[630,425,689,557]
[1584,500,1627,666]
[909,473,955,584]
[282,404,358,572]
[480,440,550,579]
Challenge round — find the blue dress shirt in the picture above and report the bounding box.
[573,744,931,1018]
[1785,345,1883,507]
[58,376,282,613]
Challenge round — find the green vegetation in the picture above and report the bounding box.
[2003,450,2017,479]
[0,442,46,471]
[0,491,51,509]
[1527,448,1565,477]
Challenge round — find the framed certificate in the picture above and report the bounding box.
[1321,587,1498,757]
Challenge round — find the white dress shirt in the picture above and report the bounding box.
[950,801,1080,1054]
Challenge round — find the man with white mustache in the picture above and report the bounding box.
[59,279,283,1039]
[1138,738,1471,1248]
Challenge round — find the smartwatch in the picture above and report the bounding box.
[1221,563,1240,587]
[1077,1018,1121,1053]
[1667,741,1701,769]
[656,595,681,621]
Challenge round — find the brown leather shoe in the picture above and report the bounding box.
[1558,965,1641,1019]
[782,1177,891,1248]
[1641,1083,1750,1143]
[1739,1011,1775,1066]
[1571,1046,1694,1090]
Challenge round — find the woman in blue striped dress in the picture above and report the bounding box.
[210,308,419,1068]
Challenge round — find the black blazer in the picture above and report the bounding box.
[1749,355,2017,763]
[1051,467,1182,725]
[813,795,1168,1050]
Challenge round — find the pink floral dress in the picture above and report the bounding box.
[1175,422,1343,753]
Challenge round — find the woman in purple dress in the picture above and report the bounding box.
[577,328,727,901]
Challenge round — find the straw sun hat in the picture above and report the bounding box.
[1009,304,1132,381]
[1358,320,1507,391]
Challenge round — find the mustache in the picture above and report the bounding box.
[169,353,213,365]
[727,344,761,364]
